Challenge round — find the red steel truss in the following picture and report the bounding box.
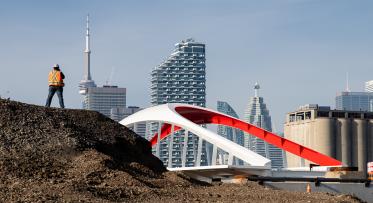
[149,106,342,166]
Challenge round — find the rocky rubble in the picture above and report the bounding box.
[0,99,365,202]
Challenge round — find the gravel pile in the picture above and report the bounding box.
[0,100,364,202]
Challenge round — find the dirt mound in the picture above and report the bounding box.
[0,100,364,202]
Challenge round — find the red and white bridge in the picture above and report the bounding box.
[120,103,345,179]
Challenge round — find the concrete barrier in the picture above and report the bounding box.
[263,182,373,202]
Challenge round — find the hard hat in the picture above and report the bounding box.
[53,64,59,68]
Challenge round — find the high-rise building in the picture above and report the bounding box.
[217,101,245,165]
[243,83,283,168]
[111,106,147,139]
[150,38,208,168]
[150,38,206,107]
[335,92,373,111]
[84,86,126,117]
[365,80,373,92]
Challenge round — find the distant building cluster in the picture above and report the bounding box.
[77,14,373,174]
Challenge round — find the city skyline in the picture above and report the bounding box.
[1,1,373,133]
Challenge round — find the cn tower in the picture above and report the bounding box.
[85,13,91,80]
[79,13,96,104]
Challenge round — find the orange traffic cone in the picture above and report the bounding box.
[306,184,311,193]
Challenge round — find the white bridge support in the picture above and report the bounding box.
[167,124,174,168]
[145,121,149,140]
[120,103,271,169]
[182,129,188,168]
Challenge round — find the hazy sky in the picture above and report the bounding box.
[1,0,372,132]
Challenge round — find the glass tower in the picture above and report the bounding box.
[150,38,208,168]
[243,83,283,168]
[217,101,245,165]
[217,101,245,146]
[335,92,373,111]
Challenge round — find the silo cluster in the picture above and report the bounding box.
[284,109,373,177]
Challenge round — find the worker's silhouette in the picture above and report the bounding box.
[45,64,65,108]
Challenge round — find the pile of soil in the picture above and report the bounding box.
[0,100,364,202]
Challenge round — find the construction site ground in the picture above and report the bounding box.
[0,99,365,202]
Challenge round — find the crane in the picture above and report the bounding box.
[106,67,115,86]
[3,91,9,99]
[272,121,277,134]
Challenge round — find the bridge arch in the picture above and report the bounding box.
[120,103,343,167]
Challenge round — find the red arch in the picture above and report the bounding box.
[149,123,182,146]
[149,106,342,166]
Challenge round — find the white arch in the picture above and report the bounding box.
[119,103,271,167]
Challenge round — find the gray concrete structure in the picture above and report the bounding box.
[284,109,373,178]
[263,182,373,202]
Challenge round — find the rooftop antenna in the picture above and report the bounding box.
[346,70,350,92]
[254,82,260,97]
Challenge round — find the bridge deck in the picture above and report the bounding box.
[168,165,272,179]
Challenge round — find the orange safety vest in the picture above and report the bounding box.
[49,70,65,87]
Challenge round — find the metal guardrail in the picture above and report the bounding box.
[246,177,371,187]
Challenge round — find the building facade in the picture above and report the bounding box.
[335,92,373,111]
[284,108,373,177]
[217,101,245,165]
[243,83,283,168]
[150,39,208,168]
[84,86,126,117]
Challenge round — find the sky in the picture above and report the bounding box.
[1,0,372,133]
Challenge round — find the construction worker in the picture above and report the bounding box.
[45,64,65,108]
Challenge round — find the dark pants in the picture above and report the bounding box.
[45,86,64,108]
